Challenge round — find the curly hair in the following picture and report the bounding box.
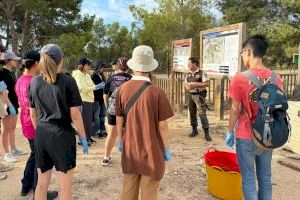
[116,57,128,71]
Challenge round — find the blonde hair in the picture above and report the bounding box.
[39,54,61,84]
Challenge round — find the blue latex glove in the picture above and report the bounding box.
[118,139,123,153]
[165,147,172,161]
[225,131,235,149]
[8,105,17,116]
[0,81,7,91]
[81,137,89,154]
[95,82,105,90]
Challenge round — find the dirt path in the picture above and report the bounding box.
[0,112,299,200]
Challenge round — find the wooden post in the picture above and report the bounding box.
[179,78,184,113]
[298,43,300,85]
[214,78,225,120]
[171,71,175,109]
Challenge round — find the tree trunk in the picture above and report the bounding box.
[297,42,300,85]
[5,3,18,53]
[21,10,29,56]
[5,21,10,48]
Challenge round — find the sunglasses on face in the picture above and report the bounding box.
[240,49,252,56]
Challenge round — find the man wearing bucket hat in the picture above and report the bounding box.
[115,45,174,200]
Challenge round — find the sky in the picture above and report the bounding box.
[81,0,158,28]
[81,0,222,28]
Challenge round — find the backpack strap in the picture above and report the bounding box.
[124,81,151,118]
[263,107,273,146]
[271,71,277,84]
[242,70,263,89]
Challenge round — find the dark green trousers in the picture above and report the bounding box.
[188,93,209,129]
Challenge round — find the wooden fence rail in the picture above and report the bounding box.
[104,70,298,112]
[153,73,298,112]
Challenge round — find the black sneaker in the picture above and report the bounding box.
[88,137,96,143]
[189,127,199,137]
[102,157,112,166]
[47,191,58,200]
[189,131,199,137]
[20,188,30,196]
[102,131,108,137]
[204,129,212,142]
[97,132,105,138]
[78,141,91,146]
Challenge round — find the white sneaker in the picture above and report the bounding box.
[4,153,17,163]
[11,148,27,156]
[102,156,112,166]
[0,172,7,181]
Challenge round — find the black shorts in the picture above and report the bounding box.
[35,123,76,173]
[107,114,116,126]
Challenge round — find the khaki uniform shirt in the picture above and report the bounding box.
[186,68,209,93]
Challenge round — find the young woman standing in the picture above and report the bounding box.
[91,61,107,138]
[0,51,26,163]
[102,57,131,166]
[28,44,89,200]
[15,50,41,195]
[72,58,105,144]
[15,50,58,199]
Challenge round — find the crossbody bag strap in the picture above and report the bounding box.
[124,81,151,118]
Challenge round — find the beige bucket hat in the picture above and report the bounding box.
[127,45,158,72]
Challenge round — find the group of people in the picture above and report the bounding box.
[0,34,282,200]
[0,43,174,200]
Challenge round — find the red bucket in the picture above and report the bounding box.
[204,147,240,173]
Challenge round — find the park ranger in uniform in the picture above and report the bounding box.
[184,57,212,141]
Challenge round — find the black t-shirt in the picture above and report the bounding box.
[104,72,132,96]
[0,68,19,108]
[28,74,82,127]
[91,73,106,104]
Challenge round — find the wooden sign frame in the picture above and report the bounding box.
[171,38,193,73]
[199,23,246,79]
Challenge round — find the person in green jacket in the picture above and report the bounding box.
[72,58,105,144]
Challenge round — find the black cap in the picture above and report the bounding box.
[95,60,105,70]
[78,57,92,65]
[23,50,40,62]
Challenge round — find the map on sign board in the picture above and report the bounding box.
[202,29,239,77]
[173,40,192,71]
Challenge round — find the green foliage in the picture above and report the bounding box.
[1,0,299,70]
[0,0,94,56]
[86,20,134,65]
[217,0,300,67]
[130,0,215,71]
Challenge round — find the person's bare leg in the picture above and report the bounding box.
[1,117,10,153]
[104,125,117,157]
[59,169,74,200]
[35,168,52,200]
[8,116,17,150]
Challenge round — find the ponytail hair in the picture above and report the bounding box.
[39,54,61,84]
[20,50,40,72]
[20,59,36,72]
